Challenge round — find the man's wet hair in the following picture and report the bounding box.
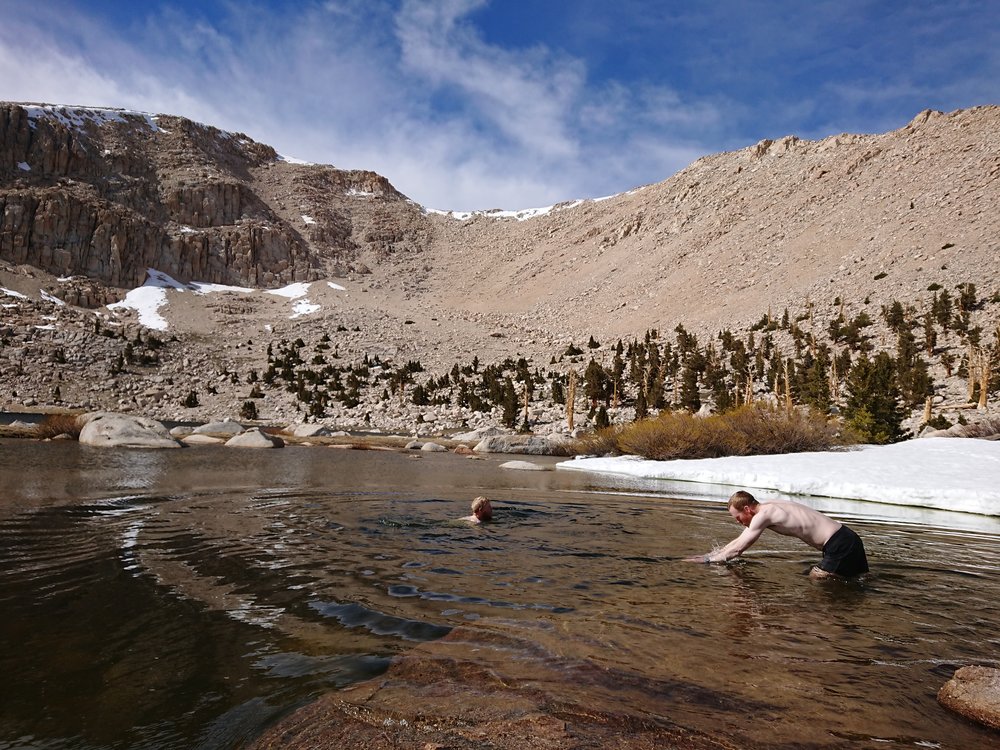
[728,490,759,512]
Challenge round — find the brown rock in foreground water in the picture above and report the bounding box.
[249,626,783,750]
[938,665,1000,731]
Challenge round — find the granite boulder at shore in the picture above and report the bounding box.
[938,665,1000,731]
[77,412,182,449]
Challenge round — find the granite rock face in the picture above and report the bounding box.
[2,102,1000,438]
[0,103,429,297]
[938,665,1000,731]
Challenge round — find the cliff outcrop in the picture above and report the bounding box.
[0,103,429,299]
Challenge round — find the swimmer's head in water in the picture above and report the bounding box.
[471,496,493,521]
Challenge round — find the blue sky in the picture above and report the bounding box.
[1,0,997,211]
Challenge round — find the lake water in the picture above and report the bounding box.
[1,440,998,749]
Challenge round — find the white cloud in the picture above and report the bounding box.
[394,0,584,159]
[0,2,761,211]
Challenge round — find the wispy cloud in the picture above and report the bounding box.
[0,0,720,210]
[1,0,997,211]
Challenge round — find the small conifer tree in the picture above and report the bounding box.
[240,400,258,421]
[843,352,906,444]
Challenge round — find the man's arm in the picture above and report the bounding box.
[687,513,770,563]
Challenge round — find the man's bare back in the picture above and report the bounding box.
[748,502,843,550]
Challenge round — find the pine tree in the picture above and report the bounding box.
[411,384,429,405]
[501,378,518,428]
[680,361,701,412]
[796,348,832,412]
[934,289,953,331]
[922,312,937,355]
[634,385,648,421]
[843,352,906,444]
[240,400,259,421]
[895,327,934,408]
[584,359,608,409]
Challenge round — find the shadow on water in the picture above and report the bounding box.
[1,440,999,748]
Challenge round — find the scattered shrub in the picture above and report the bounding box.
[576,403,849,460]
[924,414,952,431]
[572,425,625,456]
[240,401,259,421]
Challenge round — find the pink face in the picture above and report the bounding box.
[729,505,754,527]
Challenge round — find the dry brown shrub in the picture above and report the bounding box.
[720,404,847,455]
[571,425,625,456]
[617,412,716,460]
[590,403,850,460]
[36,413,83,440]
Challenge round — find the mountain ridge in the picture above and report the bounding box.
[1,101,998,432]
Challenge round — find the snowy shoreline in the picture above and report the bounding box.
[557,438,1000,522]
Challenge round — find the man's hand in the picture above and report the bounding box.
[684,554,713,563]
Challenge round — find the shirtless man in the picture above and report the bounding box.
[460,496,493,524]
[688,490,869,579]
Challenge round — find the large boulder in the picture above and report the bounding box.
[473,435,570,456]
[182,433,226,445]
[287,423,336,438]
[225,428,284,448]
[451,425,509,443]
[193,420,245,435]
[77,412,182,449]
[938,665,1000,730]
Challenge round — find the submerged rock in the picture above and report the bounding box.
[246,626,746,750]
[499,460,550,471]
[938,665,1000,730]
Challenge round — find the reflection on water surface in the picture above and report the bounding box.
[0,441,998,749]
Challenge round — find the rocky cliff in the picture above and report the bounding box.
[0,103,429,301]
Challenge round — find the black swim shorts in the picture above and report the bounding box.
[818,525,869,577]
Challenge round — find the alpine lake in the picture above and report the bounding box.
[1,438,999,749]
